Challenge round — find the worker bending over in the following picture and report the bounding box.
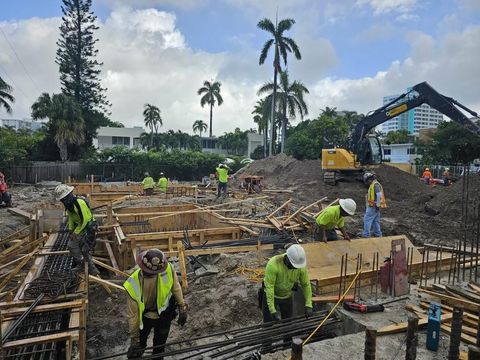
[422,167,432,185]
[141,172,155,195]
[158,172,168,193]
[315,199,356,242]
[124,249,187,359]
[362,172,386,238]
[54,184,99,275]
[216,163,230,198]
[0,172,12,207]
[261,244,313,322]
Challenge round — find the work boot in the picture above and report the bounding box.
[71,263,84,273]
[88,263,100,276]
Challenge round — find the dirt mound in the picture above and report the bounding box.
[426,174,480,218]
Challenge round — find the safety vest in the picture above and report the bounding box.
[142,176,155,190]
[158,177,168,192]
[67,198,94,235]
[216,167,229,183]
[123,265,174,330]
[368,180,387,208]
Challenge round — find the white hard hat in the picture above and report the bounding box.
[363,172,375,183]
[339,198,356,216]
[286,244,306,269]
[55,184,74,201]
[445,167,449,171]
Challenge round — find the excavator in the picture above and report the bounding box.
[322,81,480,184]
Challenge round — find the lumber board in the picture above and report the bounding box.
[162,244,274,258]
[419,288,480,312]
[89,275,125,291]
[92,259,128,277]
[445,285,480,303]
[440,324,477,345]
[0,249,36,292]
[1,299,85,317]
[267,199,292,218]
[127,227,242,241]
[2,331,73,349]
[377,312,453,335]
[105,242,120,270]
[312,295,354,303]
[7,207,35,220]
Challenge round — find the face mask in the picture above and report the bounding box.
[284,256,295,270]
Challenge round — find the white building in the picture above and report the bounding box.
[1,118,44,131]
[200,132,264,157]
[381,90,443,135]
[246,132,264,157]
[93,126,144,150]
[382,143,419,163]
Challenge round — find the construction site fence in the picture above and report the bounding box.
[2,162,205,184]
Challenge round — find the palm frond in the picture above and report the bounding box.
[259,39,274,65]
[215,92,224,106]
[257,82,275,96]
[277,18,295,34]
[282,37,301,60]
[197,87,208,95]
[257,18,275,35]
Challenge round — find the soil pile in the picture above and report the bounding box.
[426,174,480,218]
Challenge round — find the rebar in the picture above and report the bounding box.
[339,255,344,301]
[448,307,464,360]
[364,327,377,360]
[405,315,418,360]
[375,252,379,300]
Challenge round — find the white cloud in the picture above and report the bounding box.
[354,23,396,43]
[96,0,206,10]
[356,0,417,15]
[308,26,480,116]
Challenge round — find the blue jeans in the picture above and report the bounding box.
[363,206,382,237]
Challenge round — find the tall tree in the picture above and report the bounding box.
[258,71,309,153]
[56,0,110,145]
[321,107,337,117]
[31,93,85,161]
[197,80,223,137]
[143,104,162,148]
[252,99,269,157]
[0,76,14,114]
[258,16,301,156]
[192,119,208,138]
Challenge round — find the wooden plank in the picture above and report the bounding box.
[419,288,480,312]
[378,312,453,335]
[177,241,188,290]
[2,300,85,317]
[302,197,328,214]
[105,242,119,270]
[92,258,128,277]
[237,225,260,237]
[312,295,354,303]
[0,225,31,244]
[441,324,477,345]
[0,253,30,271]
[7,207,34,220]
[89,275,125,291]
[267,199,293,218]
[0,249,36,292]
[3,332,73,349]
[282,206,305,225]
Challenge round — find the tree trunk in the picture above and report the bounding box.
[264,120,268,158]
[269,65,278,157]
[209,103,213,137]
[58,142,68,162]
[281,102,287,153]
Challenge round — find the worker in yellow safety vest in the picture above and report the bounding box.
[216,163,230,198]
[54,184,99,275]
[260,244,313,323]
[315,199,356,242]
[141,172,155,195]
[124,249,187,359]
[362,172,387,238]
[158,172,168,193]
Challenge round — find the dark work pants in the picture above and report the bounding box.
[217,182,227,197]
[261,292,293,323]
[139,302,176,359]
[0,191,11,206]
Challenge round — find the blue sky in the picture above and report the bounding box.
[1,0,479,132]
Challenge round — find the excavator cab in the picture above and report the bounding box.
[357,135,382,165]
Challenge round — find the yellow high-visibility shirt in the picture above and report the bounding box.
[315,205,345,230]
[216,167,229,183]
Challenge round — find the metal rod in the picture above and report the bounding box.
[364,327,377,360]
[358,253,363,300]
[405,315,418,360]
[425,248,430,288]
[420,248,426,287]
[448,307,464,360]
[343,253,348,296]
[434,245,440,284]
[375,252,379,300]
[448,242,456,284]
[371,252,376,296]
[2,294,44,344]
[339,255,344,301]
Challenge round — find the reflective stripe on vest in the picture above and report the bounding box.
[123,264,174,330]
[367,180,387,208]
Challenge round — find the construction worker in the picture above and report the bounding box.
[124,249,187,359]
[141,172,155,195]
[54,184,99,275]
[362,172,387,238]
[0,172,12,207]
[443,167,451,187]
[216,163,230,198]
[315,199,356,242]
[158,172,168,193]
[422,167,432,185]
[261,244,313,323]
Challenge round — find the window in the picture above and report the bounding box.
[383,149,391,155]
[407,148,416,155]
[112,136,130,146]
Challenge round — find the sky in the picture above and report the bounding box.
[1,0,479,135]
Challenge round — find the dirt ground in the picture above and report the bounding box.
[1,154,478,359]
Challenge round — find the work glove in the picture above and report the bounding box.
[70,233,78,241]
[127,343,144,359]
[305,307,313,319]
[177,304,187,326]
[271,312,281,322]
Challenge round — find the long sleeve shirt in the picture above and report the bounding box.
[127,270,184,341]
[315,205,345,230]
[263,254,312,314]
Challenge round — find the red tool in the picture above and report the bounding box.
[343,296,409,313]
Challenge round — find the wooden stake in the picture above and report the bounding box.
[177,241,188,289]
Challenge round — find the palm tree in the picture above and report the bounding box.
[192,119,208,138]
[143,104,162,148]
[321,107,338,117]
[197,80,223,137]
[258,71,309,152]
[252,99,269,157]
[31,93,85,161]
[0,76,14,114]
[258,16,301,156]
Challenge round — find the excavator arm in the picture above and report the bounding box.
[349,81,480,164]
